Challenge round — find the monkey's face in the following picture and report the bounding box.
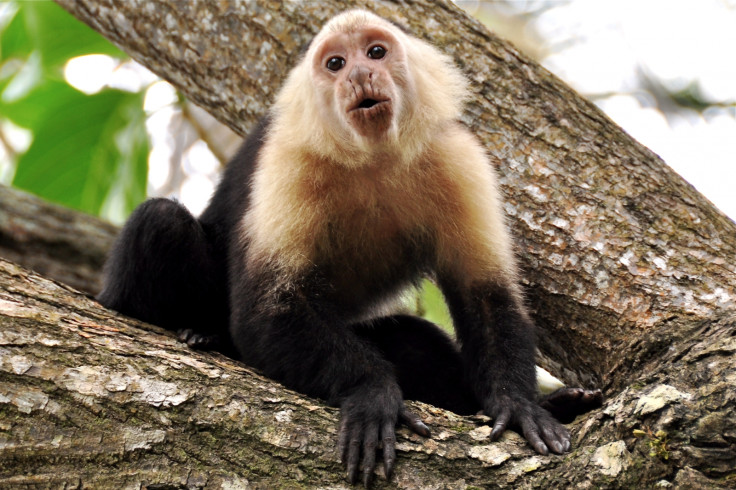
[311,26,410,142]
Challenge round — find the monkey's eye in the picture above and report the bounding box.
[326,57,346,72]
[367,45,387,59]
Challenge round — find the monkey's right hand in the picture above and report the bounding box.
[337,382,430,487]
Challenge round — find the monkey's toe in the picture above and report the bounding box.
[176,329,221,351]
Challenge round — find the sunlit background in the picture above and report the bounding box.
[459,0,736,220]
[1,0,735,223]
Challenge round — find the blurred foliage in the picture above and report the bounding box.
[417,280,454,333]
[0,0,148,219]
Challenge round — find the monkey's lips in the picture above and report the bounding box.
[349,97,390,114]
[348,98,392,137]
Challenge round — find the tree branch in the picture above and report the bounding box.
[3,258,733,487]
[0,259,589,487]
[0,186,116,295]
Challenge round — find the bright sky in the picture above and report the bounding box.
[529,0,736,219]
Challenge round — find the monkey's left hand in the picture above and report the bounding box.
[485,395,571,455]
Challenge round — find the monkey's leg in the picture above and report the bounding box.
[354,315,479,415]
[98,198,230,352]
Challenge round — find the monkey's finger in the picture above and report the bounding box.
[490,409,511,441]
[399,408,430,437]
[345,425,362,484]
[586,389,604,404]
[362,424,379,488]
[177,328,195,343]
[540,419,570,454]
[520,417,549,456]
[186,333,218,349]
[337,416,350,463]
[346,441,361,484]
[381,421,397,481]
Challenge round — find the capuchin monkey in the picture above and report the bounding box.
[99,10,602,486]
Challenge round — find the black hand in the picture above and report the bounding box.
[177,328,221,350]
[337,383,430,487]
[485,395,571,455]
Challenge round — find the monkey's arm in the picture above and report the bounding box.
[441,279,570,455]
[431,127,570,455]
[228,268,429,486]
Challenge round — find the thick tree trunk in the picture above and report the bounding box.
[0,0,733,487]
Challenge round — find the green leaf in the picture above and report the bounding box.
[11,80,148,217]
[1,1,125,72]
[418,279,454,334]
[1,1,148,221]
[0,3,31,61]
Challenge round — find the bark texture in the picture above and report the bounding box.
[2,257,733,488]
[0,0,733,487]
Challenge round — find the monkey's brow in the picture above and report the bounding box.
[297,18,412,59]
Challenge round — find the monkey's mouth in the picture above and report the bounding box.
[348,97,393,137]
[350,98,390,112]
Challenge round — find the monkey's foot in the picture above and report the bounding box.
[539,387,603,424]
[177,328,223,351]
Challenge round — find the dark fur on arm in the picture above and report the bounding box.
[228,263,428,485]
[441,278,570,455]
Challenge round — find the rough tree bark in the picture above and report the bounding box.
[1,0,734,488]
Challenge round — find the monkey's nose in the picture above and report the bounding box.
[348,65,373,86]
